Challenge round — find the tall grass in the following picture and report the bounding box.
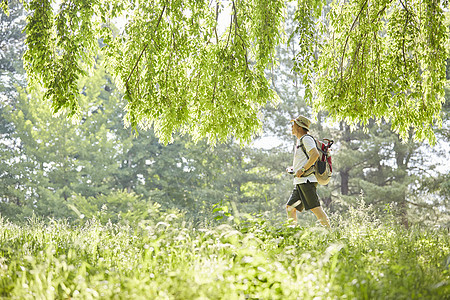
[0,203,448,299]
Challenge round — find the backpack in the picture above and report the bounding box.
[298,134,334,185]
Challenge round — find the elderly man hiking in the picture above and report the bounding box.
[285,116,330,227]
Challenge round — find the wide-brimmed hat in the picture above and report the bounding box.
[291,115,311,131]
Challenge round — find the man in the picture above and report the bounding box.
[285,115,330,227]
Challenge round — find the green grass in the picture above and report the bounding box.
[0,205,448,299]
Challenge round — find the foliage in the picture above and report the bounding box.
[0,0,8,16]
[0,62,286,223]
[16,0,285,145]
[0,0,25,83]
[0,205,448,299]
[68,190,176,226]
[0,63,132,220]
[2,0,447,144]
[294,0,449,144]
[331,120,430,225]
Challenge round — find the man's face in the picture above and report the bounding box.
[291,123,298,136]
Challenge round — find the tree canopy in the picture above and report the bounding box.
[2,0,449,144]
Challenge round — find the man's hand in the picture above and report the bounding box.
[295,169,304,178]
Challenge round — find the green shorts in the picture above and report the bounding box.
[286,181,320,211]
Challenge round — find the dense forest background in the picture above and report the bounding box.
[0,0,449,228]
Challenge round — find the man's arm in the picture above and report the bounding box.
[296,148,319,177]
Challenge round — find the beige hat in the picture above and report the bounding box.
[291,115,311,131]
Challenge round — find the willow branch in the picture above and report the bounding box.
[125,5,166,88]
[339,0,368,84]
[402,6,410,72]
[214,1,219,44]
[398,0,420,31]
[225,11,233,49]
[405,199,435,210]
[231,0,248,70]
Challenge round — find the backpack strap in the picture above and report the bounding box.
[298,134,315,159]
[300,135,333,158]
[298,134,317,175]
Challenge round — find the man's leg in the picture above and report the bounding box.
[286,205,297,224]
[297,182,331,228]
[310,206,330,228]
[285,187,303,225]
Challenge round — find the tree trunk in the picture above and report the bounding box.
[340,122,351,195]
[127,153,132,193]
[341,169,349,195]
[393,138,412,228]
[399,198,409,228]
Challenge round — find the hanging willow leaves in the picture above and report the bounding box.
[0,0,8,16]
[294,0,449,144]
[2,0,448,144]
[23,0,98,119]
[16,0,284,145]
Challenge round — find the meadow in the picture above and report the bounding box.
[0,203,448,299]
